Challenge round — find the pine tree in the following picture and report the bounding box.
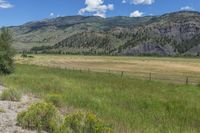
[0,28,15,74]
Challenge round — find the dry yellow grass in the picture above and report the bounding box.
[15,54,200,84]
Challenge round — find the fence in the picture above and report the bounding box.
[63,67,200,85]
[37,63,200,85]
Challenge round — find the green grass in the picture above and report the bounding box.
[15,54,200,84]
[2,64,200,133]
[0,108,5,113]
[1,88,22,101]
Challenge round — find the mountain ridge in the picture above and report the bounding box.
[9,11,200,56]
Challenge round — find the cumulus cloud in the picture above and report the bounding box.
[78,0,114,18]
[49,13,54,17]
[0,0,13,8]
[132,0,154,5]
[122,0,127,4]
[180,6,194,11]
[122,0,154,5]
[49,13,61,18]
[130,10,144,17]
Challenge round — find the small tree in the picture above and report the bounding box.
[21,51,28,58]
[0,28,15,74]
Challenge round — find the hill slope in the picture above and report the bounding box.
[10,11,200,56]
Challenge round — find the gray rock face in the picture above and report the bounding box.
[185,44,200,56]
[152,22,200,42]
[121,43,176,56]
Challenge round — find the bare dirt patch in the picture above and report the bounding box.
[0,85,43,133]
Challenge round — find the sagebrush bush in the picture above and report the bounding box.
[17,102,112,133]
[45,94,64,107]
[17,102,61,132]
[0,88,21,101]
[60,112,112,133]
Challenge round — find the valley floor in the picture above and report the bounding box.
[1,62,200,133]
[15,55,200,84]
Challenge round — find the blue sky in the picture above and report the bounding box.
[0,0,199,26]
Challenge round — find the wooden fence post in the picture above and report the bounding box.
[149,73,152,81]
[108,69,111,75]
[186,77,189,85]
[121,71,124,78]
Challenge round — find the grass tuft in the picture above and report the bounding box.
[0,88,21,101]
[45,94,64,107]
[0,108,5,113]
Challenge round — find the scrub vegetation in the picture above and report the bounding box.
[2,64,200,133]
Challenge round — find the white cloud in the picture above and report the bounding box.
[122,0,127,4]
[49,13,54,17]
[132,0,154,5]
[49,12,61,18]
[107,4,114,10]
[130,10,144,17]
[93,12,106,18]
[78,0,114,18]
[0,0,13,9]
[123,0,154,5]
[180,6,194,11]
[49,13,61,18]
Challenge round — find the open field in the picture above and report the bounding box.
[1,64,200,133]
[15,55,200,84]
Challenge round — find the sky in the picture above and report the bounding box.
[0,0,200,26]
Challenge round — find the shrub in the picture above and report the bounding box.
[28,55,34,58]
[17,102,112,133]
[197,83,200,88]
[21,52,28,58]
[21,51,34,58]
[45,94,64,107]
[0,88,21,101]
[60,112,112,133]
[17,102,61,132]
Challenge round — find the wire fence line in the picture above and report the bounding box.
[110,71,200,85]
[35,64,200,85]
[64,67,200,85]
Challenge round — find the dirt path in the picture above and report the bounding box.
[0,85,40,133]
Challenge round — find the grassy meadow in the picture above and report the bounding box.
[15,54,200,84]
[1,57,200,132]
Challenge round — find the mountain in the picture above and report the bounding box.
[9,11,200,56]
[9,15,152,50]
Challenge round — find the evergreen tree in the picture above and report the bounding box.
[0,28,15,74]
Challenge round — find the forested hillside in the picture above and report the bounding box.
[10,11,200,56]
